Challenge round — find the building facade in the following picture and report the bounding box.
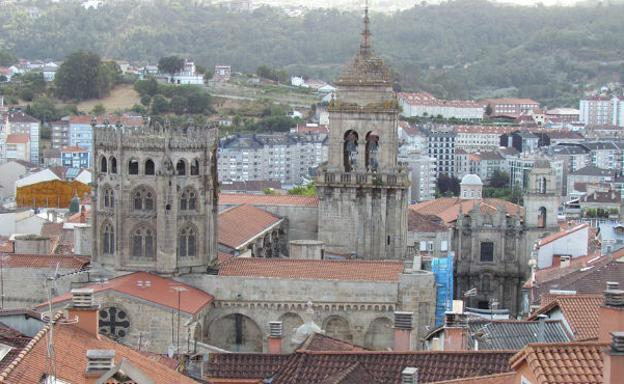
[315,8,409,259]
[398,92,484,120]
[6,111,39,164]
[426,129,456,177]
[218,132,327,185]
[580,95,622,127]
[91,121,219,274]
[61,146,89,168]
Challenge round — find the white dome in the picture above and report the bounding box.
[292,320,322,344]
[461,174,483,186]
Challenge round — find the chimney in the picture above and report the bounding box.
[393,311,413,352]
[401,367,419,384]
[536,314,547,342]
[603,332,624,384]
[443,312,466,351]
[598,283,624,344]
[80,205,86,224]
[85,350,115,377]
[67,288,100,337]
[267,321,283,354]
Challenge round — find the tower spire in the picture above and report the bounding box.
[360,0,371,56]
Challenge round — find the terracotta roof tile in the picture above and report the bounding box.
[297,333,368,352]
[410,198,522,225]
[36,271,213,316]
[408,211,448,232]
[0,322,32,372]
[529,295,603,341]
[0,313,198,383]
[218,258,405,282]
[5,134,29,144]
[0,254,88,270]
[218,204,283,249]
[207,350,515,384]
[219,193,319,207]
[509,342,607,384]
[431,372,515,384]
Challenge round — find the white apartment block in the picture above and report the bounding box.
[454,125,516,153]
[401,153,437,203]
[398,92,484,120]
[579,96,622,127]
[218,133,328,185]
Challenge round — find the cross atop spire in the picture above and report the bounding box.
[360,0,372,56]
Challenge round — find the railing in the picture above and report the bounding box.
[320,170,410,187]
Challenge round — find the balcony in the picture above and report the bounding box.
[317,167,410,188]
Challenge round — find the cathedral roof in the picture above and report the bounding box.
[218,258,405,282]
[36,271,214,316]
[218,204,284,250]
[219,193,319,208]
[410,198,523,225]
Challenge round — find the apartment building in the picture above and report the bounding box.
[485,98,540,117]
[454,125,516,153]
[398,92,484,120]
[579,95,622,127]
[218,132,328,185]
[401,152,437,203]
[6,111,39,164]
[425,129,455,177]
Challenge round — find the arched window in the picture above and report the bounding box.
[176,159,186,176]
[102,222,114,255]
[365,131,380,172]
[179,188,197,211]
[178,226,197,258]
[145,159,155,175]
[190,159,200,176]
[131,227,155,259]
[100,156,108,173]
[110,157,117,174]
[102,187,114,209]
[128,159,139,175]
[132,187,155,211]
[343,130,359,173]
[538,207,547,228]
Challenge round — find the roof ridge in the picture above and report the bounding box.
[0,311,63,382]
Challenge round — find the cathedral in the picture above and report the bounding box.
[315,6,409,259]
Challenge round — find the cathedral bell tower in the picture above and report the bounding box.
[315,5,409,259]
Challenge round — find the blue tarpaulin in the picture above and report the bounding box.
[431,253,454,327]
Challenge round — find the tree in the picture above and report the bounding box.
[0,75,7,83]
[151,94,169,114]
[170,95,187,115]
[140,94,152,107]
[485,104,493,116]
[158,56,185,75]
[489,170,509,188]
[437,174,460,196]
[26,96,60,122]
[134,78,159,97]
[288,183,316,196]
[186,90,212,114]
[55,51,114,100]
[0,50,16,67]
[92,104,106,115]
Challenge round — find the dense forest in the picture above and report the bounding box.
[1,0,624,106]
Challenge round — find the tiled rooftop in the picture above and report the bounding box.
[431,372,515,384]
[0,313,198,383]
[538,223,588,247]
[218,258,405,282]
[297,332,368,352]
[529,294,603,341]
[207,350,515,384]
[509,342,607,384]
[408,211,448,233]
[410,198,522,225]
[218,204,283,249]
[0,254,89,270]
[36,271,213,316]
[219,193,319,207]
[467,319,572,350]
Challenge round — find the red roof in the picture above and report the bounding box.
[219,193,319,207]
[538,223,588,247]
[509,342,606,384]
[218,205,283,249]
[431,372,515,384]
[37,271,213,316]
[529,294,603,341]
[0,254,88,270]
[410,198,522,225]
[0,313,198,383]
[60,146,88,153]
[5,134,29,144]
[218,258,405,282]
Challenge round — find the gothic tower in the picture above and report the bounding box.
[92,119,219,274]
[524,159,559,230]
[315,6,409,259]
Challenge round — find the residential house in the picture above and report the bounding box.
[598,222,624,255]
[61,146,89,168]
[534,223,589,269]
[6,111,39,164]
[566,165,615,199]
[5,134,30,162]
[501,131,539,153]
[398,92,484,120]
[165,60,204,85]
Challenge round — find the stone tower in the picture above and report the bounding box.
[92,119,218,274]
[315,6,409,259]
[524,159,559,230]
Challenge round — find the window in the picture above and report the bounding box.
[179,189,197,211]
[145,159,155,175]
[191,159,200,175]
[538,207,547,228]
[419,241,427,251]
[132,187,155,211]
[178,226,197,257]
[131,227,155,259]
[176,160,186,175]
[100,156,107,173]
[102,222,114,255]
[128,159,139,175]
[110,157,117,174]
[480,241,494,262]
[440,240,448,252]
[103,187,114,209]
